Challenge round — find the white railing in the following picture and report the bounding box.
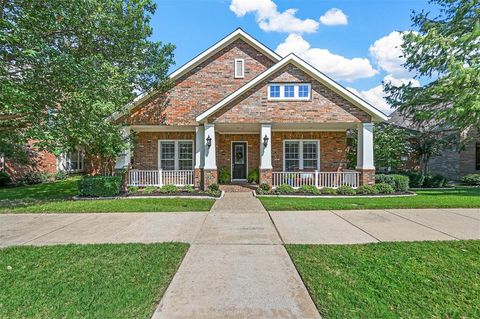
[272,171,360,189]
[128,169,194,187]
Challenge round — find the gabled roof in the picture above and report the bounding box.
[196,54,389,123]
[111,28,281,121]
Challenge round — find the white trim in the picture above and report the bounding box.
[267,83,311,101]
[234,59,245,78]
[282,139,320,171]
[260,124,272,170]
[158,140,194,171]
[204,124,217,169]
[111,28,281,121]
[231,141,248,181]
[130,125,196,132]
[196,54,389,123]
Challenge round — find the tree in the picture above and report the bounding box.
[385,0,480,134]
[0,0,174,167]
[347,124,412,171]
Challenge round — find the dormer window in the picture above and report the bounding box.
[234,59,244,78]
[268,83,311,100]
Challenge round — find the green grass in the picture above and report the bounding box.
[0,243,189,319]
[0,177,79,201]
[260,187,480,210]
[287,241,480,319]
[0,198,214,213]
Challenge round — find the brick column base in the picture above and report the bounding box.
[358,168,375,185]
[203,169,218,190]
[194,168,203,190]
[259,169,272,187]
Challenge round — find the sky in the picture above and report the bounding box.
[150,0,438,115]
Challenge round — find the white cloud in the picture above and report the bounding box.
[276,34,378,81]
[348,75,420,115]
[319,8,348,26]
[369,31,413,77]
[229,0,319,33]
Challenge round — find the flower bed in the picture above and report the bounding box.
[126,183,222,198]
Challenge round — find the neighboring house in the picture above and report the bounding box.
[115,28,388,190]
[389,110,480,180]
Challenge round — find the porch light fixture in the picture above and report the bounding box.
[206,135,212,148]
[263,134,269,147]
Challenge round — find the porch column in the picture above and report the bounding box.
[115,126,131,170]
[356,123,375,185]
[260,123,273,186]
[203,123,217,189]
[194,125,205,189]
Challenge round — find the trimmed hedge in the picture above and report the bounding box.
[78,175,122,197]
[0,170,11,187]
[356,184,379,195]
[299,184,319,194]
[373,182,395,194]
[337,185,356,195]
[376,174,409,192]
[462,173,480,186]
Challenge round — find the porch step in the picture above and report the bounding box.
[219,183,257,193]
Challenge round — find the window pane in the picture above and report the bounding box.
[160,142,175,170]
[179,160,193,170]
[285,142,300,171]
[299,85,309,98]
[303,141,318,169]
[178,141,193,170]
[284,85,294,98]
[270,85,280,98]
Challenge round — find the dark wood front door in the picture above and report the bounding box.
[232,142,247,180]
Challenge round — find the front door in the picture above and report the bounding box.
[232,142,247,180]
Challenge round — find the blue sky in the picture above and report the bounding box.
[150,0,436,114]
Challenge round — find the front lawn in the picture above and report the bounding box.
[260,187,480,210]
[0,177,79,201]
[0,198,214,213]
[287,241,480,319]
[0,243,188,319]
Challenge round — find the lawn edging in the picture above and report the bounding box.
[72,191,224,201]
[254,192,416,198]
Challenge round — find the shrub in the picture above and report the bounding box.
[0,170,11,187]
[462,173,480,186]
[373,182,394,194]
[143,186,157,194]
[78,175,122,197]
[128,186,139,193]
[55,171,69,181]
[423,174,447,188]
[320,187,337,195]
[259,183,271,192]
[356,184,379,195]
[397,171,424,188]
[183,185,195,193]
[218,167,231,184]
[275,184,294,194]
[208,183,220,192]
[337,185,356,195]
[160,184,178,193]
[22,172,54,185]
[299,184,319,194]
[247,169,259,184]
[206,189,221,197]
[376,174,409,192]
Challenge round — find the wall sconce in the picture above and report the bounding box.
[206,135,212,148]
[263,134,269,147]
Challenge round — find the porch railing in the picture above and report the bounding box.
[128,169,194,187]
[272,171,360,189]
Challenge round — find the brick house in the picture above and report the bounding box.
[115,29,388,190]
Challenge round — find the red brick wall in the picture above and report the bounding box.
[209,64,371,124]
[124,39,275,126]
[216,133,260,175]
[271,131,348,172]
[132,132,195,170]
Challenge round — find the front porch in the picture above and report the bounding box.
[121,122,375,190]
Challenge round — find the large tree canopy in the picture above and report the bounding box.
[0,0,174,163]
[385,0,480,133]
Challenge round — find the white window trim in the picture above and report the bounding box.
[158,140,194,170]
[268,83,311,101]
[283,140,320,171]
[59,150,85,173]
[234,59,245,78]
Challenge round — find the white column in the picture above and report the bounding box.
[204,123,216,169]
[356,123,374,170]
[115,126,131,169]
[195,125,205,169]
[260,123,272,169]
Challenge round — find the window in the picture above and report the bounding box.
[268,83,311,100]
[284,140,319,171]
[269,85,280,98]
[234,59,244,78]
[159,140,194,170]
[476,141,480,170]
[61,150,84,172]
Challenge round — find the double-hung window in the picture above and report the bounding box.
[159,140,193,170]
[268,83,311,100]
[61,150,84,172]
[284,140,319,171]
